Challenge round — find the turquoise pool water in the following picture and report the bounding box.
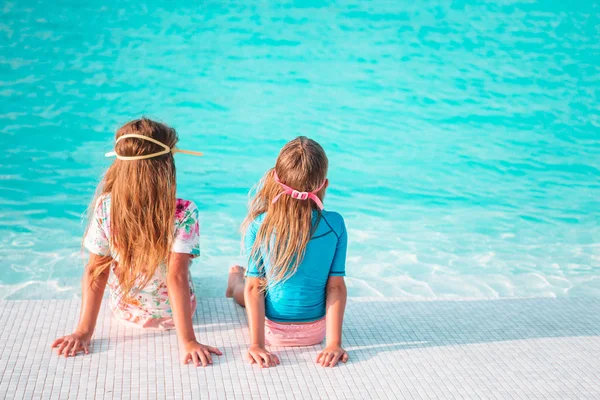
[1,1,599,299]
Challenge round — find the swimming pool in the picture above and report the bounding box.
[1,0,599,299]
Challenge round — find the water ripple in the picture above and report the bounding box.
[0,0,599,299]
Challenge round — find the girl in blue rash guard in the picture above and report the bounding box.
[226,136,349,368]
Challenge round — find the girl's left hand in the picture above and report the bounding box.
[181,340,222,367]
[316,344,349,367]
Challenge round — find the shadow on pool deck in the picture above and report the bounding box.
[1,297,599,399]
[23,296,600,359]
[143,297,600,354]
[337,297,600,362]
[184,297,600,363]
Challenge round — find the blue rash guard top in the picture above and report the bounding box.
[245,210,347,323]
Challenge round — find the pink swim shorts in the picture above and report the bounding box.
[265,317,326,347]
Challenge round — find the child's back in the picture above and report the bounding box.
[227,136,349,368]
[245,210,346,323]
[52,118,221,367]
[85,194,199,328]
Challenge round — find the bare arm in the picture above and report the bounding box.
[167,252,221,367]
[51,253,110,357]
[245,277,279,368]
[167,253,197,345]
[245,277,266,347]
[325,276,347,347]
[316,276,349,367]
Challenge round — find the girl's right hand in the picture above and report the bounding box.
[247,345,280,368]
[51,331,92,357]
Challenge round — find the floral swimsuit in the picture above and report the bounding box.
[84,195,200,330]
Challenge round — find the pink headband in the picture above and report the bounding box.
[272,171,327,210]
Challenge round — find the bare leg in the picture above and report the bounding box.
[226,265,246,307]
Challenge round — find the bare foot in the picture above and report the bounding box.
[226,265,245,298]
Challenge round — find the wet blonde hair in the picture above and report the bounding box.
[87,118,178,299]
[242,136,328,285]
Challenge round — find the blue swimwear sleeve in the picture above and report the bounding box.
[244,221,265,278]
[329,218,347,276]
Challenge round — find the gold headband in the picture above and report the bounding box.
[104,133,203,161]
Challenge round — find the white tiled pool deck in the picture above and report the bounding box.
[1,297,599,399]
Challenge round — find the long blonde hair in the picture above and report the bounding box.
[242,136,329,285]
[87,118,178,298]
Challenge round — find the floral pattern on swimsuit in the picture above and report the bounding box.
[84,195,200,327]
